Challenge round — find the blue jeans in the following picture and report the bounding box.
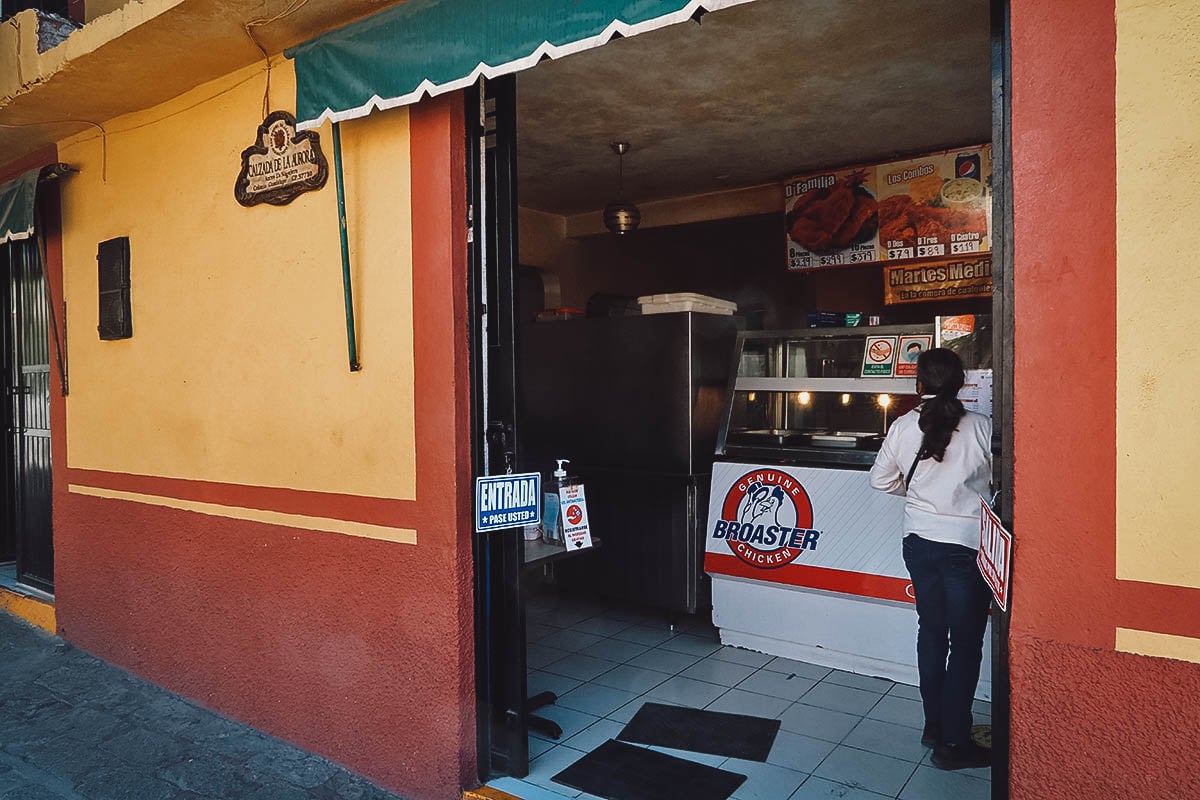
[902,534,991,748]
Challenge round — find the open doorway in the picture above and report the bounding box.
[1,234,55,595]
[471,1,1006,797]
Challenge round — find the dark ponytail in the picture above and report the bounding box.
[916,348,966,463]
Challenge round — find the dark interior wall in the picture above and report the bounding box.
[529,212,989,327]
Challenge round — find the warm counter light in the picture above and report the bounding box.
[798,391,811,406]
[877,394,892,409]
[840,393,852,406]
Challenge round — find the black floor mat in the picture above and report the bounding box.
[617,702,781,762]
[552,739,746,800]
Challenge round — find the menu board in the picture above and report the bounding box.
[785,145,991,272]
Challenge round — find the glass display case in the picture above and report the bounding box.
[716,324,934,467]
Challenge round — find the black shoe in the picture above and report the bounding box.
[932,740,991,770]
[921,723,939,749]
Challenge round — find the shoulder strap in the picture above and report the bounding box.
[904,450,923,487]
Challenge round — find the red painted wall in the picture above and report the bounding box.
[1009,1,1200,796]
[50,95,475,800]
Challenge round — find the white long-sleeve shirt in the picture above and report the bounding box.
[869,405,993,549]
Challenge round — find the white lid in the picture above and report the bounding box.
[554,458,570,478]
[636,292,736,310]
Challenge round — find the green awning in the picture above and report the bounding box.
[0,167,42,244]
[286,0,754,129]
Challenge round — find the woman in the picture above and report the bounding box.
[869,347,993,771]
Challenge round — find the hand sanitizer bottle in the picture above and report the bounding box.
[542,459,572,545]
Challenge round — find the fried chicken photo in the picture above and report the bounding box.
[787,170,879,253]
[878,193,988,249]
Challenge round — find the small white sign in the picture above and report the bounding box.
[960,369,994,419]
[558,484,593,550]
[978,496,1011,610]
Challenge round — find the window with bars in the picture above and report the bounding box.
[97,237,131,340]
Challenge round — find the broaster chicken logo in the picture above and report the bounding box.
[711,469,822,569]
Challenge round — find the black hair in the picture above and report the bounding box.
[916,348,966,463]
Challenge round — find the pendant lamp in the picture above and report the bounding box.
[603,141,641,235]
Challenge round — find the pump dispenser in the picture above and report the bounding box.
[542,458,576,545]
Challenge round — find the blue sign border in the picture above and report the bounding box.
[475,472,542,533]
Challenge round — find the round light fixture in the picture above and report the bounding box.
[603,141,640,235]
[604,200,641,235]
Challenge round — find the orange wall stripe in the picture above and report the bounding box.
[1010,0,1118,649]
[64,467,419,529]
[0,146,58,184]
[67,484,418,544]
[409,93,477,789]
[1115,579,1200,641]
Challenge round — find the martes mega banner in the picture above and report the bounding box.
[785,144,992,271]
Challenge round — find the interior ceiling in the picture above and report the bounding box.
[517,0,992,216]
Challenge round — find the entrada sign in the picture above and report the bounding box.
[235,110,329,207]
[475,472,542,533]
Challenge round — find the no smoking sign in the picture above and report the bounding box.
[862,335,899,377]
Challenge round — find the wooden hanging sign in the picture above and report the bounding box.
[234,110,328,207]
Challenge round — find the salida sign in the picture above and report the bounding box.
[711,469,822,569]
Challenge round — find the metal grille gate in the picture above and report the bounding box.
[4,238,53,592]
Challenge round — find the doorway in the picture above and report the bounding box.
[470,1,1012,797]
[2,235,55,594]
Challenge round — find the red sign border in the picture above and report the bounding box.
[978,497,1012,610]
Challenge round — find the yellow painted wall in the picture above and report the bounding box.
[1116,0,1200,589]
[85,0,131,22]
[57,58,417,501]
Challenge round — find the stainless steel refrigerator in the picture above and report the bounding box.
[517,311,740,614]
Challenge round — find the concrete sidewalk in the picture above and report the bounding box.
[0,613,404,800]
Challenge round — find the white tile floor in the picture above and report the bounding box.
[487,593,992,800]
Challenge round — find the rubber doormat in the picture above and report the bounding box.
[618,702,782,761]
[552,739,746,800]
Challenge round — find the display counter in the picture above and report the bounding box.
[704,326,992,696]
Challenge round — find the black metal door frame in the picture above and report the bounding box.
[0,243,13,567]
[2,235,54,593]
[467,74,529,782]
[989,0,1014,797]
